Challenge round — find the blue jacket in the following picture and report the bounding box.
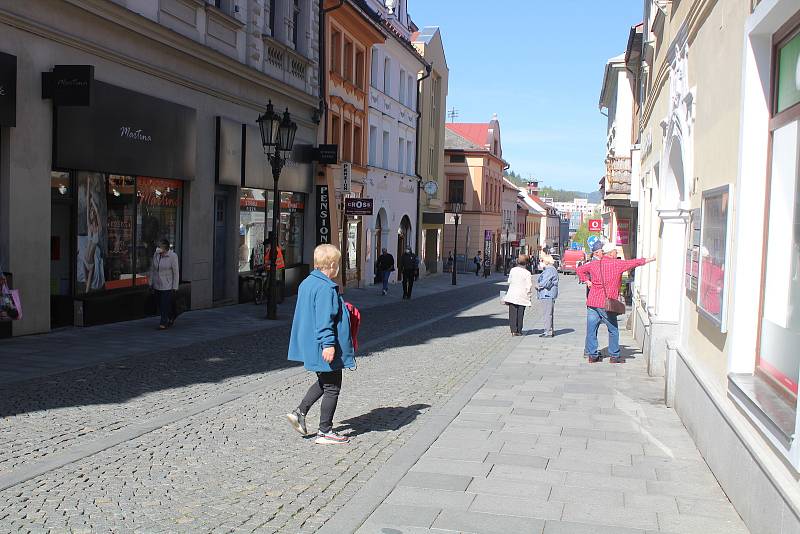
[537,266,559,300]
[288,270,355,372]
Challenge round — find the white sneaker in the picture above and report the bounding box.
[315,431,350,445]
[286,410,307,435]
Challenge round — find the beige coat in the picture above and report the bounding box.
[503,266,533,306]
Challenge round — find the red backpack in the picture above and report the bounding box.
[344,301,361,351]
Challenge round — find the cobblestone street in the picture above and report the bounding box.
[0,275,514,533]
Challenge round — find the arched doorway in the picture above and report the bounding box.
[397,215,412,280]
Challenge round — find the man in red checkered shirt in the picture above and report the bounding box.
[576,243,656,363]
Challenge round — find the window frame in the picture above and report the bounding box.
[755,18,800,399]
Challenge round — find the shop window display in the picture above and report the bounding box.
[239,189,305,272]
[697,186,730,328]
[135,177,183,284]
[75,173,182,294]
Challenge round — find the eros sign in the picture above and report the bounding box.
[344,197,373,216]
[316,185,332,245]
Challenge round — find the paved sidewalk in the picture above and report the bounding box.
[340,279,750,534]
[0,272,498,385]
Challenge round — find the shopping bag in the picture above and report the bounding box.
[499,290,507,304]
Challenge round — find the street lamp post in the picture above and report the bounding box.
[257,100,297,320]
[503,217,512,276]
[447,201,464,286]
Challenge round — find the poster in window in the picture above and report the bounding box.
[697,186,731,330]
[616,219,630,245]
[76,173,108,293]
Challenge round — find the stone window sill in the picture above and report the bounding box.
[205,4,245,30]
[728,372,796,450]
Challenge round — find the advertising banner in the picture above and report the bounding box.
[616,219,630,245]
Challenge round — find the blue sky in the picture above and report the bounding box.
[409,0,643,192]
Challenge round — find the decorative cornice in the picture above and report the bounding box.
[0,1,319,123]
[640,0,715,129]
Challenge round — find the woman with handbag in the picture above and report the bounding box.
[576,243,655,363]
[502,254,534,336]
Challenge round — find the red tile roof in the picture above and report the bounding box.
[445,123,489,149]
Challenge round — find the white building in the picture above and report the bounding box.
[550,198,600,217]
[361,0,426,283]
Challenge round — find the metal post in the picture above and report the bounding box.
[267,157,282,320]
[452,214,459,286]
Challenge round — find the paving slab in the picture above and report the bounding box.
[348,281,749,533]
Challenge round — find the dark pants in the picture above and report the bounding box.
[298,370,342,434]
[156,290,174,326]
[508,303,525,334]
[475,262,480,275]
[402,269,415,298]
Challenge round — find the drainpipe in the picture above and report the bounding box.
[414,62,432,258]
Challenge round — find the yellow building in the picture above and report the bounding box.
[413,27,449,276]
[443,117,506,271]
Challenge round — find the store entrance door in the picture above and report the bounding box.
[213,193,227,302]
[425,229,438,274]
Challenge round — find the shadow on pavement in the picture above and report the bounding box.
[0,282,505,417]
[334,404,432,436]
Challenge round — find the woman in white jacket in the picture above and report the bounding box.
[503,254,534,336]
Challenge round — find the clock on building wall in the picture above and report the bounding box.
[423,180,438,196]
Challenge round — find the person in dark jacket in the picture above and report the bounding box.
[286,244,355,445]
[376,248,394,296]
[474,251,482,276]
[399,247,419,299]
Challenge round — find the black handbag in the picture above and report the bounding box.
[599,260,626,315]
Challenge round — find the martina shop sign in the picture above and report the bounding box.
[54,81,196,180]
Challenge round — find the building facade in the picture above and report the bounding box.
[0,0,321,335]
[443,117,506,271]
[413,27,448,277]
[320,0,386,288]
[360,0,424,287]
[598,29,642,261]
[627,0,800,531]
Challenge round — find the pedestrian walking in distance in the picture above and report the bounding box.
[399,247,419,300]
[286,244,355,445]
[502,254,533,336]
[376,247,395,296]
[150,239,179,330]
[536,254,559,337]
[474,251,482,276]
[576,243,655,363]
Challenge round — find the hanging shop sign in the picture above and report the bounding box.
[42,65,94,106]
[316,185,332,245]
[344,197,373,216]
[54,81,196,180]
[0,52,16,127]
[342,162,351,193]
[315,144,339,165]
[588,219,602,232]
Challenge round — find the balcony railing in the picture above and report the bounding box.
[603,156,632,197]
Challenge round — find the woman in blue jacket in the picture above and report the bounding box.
[286,244,355,445]
[536,254,559,338]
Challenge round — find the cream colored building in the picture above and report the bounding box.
[413,27,448,276]
[631,0,800,530]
